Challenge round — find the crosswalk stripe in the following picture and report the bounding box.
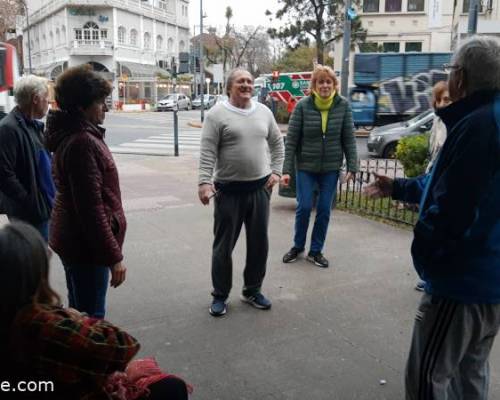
[133,139,200,147]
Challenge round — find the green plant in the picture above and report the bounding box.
[395,133,430,178]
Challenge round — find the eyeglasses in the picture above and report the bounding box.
[442,63,462,73]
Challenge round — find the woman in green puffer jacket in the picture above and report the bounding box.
[280,65,358,268]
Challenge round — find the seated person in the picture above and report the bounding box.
[0,222,191,400]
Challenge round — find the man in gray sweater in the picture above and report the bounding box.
[198,68,285,317]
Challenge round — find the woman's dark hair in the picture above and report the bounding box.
[55,64,112,113]
[0,222,60,317]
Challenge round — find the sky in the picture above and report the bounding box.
[188,0,281,34]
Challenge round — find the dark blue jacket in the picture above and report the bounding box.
[392,91,500,303]
[0,108,53,224]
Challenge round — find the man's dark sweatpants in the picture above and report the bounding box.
[211,186,270,299]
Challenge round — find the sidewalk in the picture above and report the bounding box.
[42,154,499,400]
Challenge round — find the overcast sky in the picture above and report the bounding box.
[188,0,281,34]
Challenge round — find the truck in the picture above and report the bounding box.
[0,42,20,120]
[350,52,451,129]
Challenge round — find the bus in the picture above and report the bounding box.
[0,42,20,120]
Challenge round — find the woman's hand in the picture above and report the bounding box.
[280,174,291,187]
[343,172,355,184]
[110,262,127,288]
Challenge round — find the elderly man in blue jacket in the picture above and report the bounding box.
[365,36,500,400]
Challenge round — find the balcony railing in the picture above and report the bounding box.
[70,40,113,56]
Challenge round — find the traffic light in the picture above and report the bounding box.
[170,56,177,78]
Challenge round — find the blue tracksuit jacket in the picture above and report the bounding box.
[392,90,500,303]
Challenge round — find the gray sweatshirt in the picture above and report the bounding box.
[198,101,285,184]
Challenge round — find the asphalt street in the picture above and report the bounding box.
[103,111,370,159]
[37,153,499,400]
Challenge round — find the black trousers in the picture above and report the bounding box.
[211,187,270,299]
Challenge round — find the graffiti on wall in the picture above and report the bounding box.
[377,70,448,115]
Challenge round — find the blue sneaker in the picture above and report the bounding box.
[209,298,227,317]
[240,293,272,310]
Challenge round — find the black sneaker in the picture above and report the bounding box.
[240,293,272,310]
[209,298,228,317]
[282,247,303,263]
[307,252,329,268]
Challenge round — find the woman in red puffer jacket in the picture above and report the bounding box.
[45,65,126,319]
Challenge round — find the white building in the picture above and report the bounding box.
[23,0,190,107]
[334,0,500,87]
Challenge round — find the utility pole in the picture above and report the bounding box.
[22,0,32,74]
[200,0,205,122]
[340,0,352,97]
[467,0,479,35]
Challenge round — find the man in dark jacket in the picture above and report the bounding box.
[0,75,53,241]
[365,36,500,399]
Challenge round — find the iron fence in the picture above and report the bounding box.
[336,159,418,226]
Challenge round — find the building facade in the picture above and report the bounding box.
[334,0,500,87]
[23,0,190,107]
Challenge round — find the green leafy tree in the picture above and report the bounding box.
[266,0,367,65]
[273,46,332,72]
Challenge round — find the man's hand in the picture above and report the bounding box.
[266,173,281,189]
[198,183,215,205]
[363,172,394,199]
[110,262,127,288]
[280,174,291,187]
[342,172,355,184]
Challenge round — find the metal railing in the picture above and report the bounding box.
[336,159,419,226]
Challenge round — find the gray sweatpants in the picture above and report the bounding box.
[211,187,270,299]
[405,293,500,400]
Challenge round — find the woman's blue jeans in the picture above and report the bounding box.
[294,170,339,254]
[63,262,110,319]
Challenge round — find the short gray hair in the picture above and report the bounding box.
[452,35,500,94]
[225,68,253,97]
[14,75,49,108]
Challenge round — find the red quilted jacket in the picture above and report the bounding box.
[45,110,126,266]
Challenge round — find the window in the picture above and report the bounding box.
[144,32,151,49]
[405,42,422,52]
[407,0,424,11]
[118,26,126,44]
[156,35,163,49]
[100,29,107,40]
[179,40,185,52]
[61,26,66,42]
[363,0,379,12]
[167,38,174,51]
[75,29,82,40]
[385,0,401,12]
[159,0,167,10]
[83,22,99,41]
[462,0,483,13]
[130,29,138,46]
[56,29,60,45]
[383,42,400,52]
[359,42,379,52]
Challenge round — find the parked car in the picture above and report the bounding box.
[192,94,216,109]
[367,109,434,158]
[157,93,192,111]
[215,94,228,103]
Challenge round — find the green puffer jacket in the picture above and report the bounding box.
[283,94,358,174]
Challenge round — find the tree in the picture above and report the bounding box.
[0,0,22,41]
[266,0,367,65]
[273,46,333,72]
